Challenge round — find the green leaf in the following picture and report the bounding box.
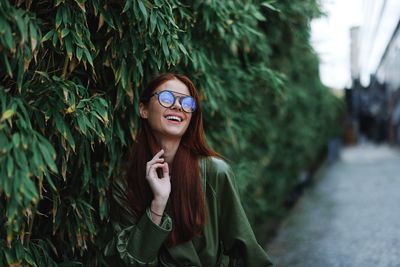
[83,48,93,66]
[1,109,15,121]
[44,170,57,191]
[261,1,280,12]
[178,43,188,55]
[15,99,31,123]
[1,20,15,50]
[76,116,87,135]
[41,30,54,43]
[0,132,8,152]
[61,6,68,25]
[4,249,14,265]
[65,37,73,60]
[52,30,58,46]
[1,53,13,78]
[76,47,83,61]
[13,148,28,170]
[64,125,76,152]
[157,17,165,34]
[34,71,50,80]
[120,59,127,89]
[54,113,76,151]
[15,11,27,43]
[253,10,266,21]
[29,23,39,50]
[122,0,131,13]
[6,157,14,178]
[17,55,24,90]
[38,142,58,174]
[15,242,24,261]
[12,133,20,147]
[21,176,38,202]
[99,194,108,220]
[99,9,115,29]
[162,37,169,58]
[55,9,62,29]
[72,31,85,47]
[149,10,157,34]
[82,115,94,131]
[3,173,11,196]
[32,143,45,172]
[115,120,126,145]
[61,28,70,38]
[138,1,148,21]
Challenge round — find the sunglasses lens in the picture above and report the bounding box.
[181,97,196,112]
[158,91,175,107]
[155,90,196,112]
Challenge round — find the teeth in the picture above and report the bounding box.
[166,115,182,122]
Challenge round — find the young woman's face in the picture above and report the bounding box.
[140,78,193,139]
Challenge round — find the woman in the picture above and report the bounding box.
[106,73,273,266]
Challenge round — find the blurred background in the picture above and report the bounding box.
[267,0,400,266]
[0,0,399,266]
[312,0,400,146]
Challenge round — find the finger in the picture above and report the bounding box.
[161,163,169,178]
[147,150,164,165]
[153,149,164,159]
[147,163,166,178]
[147,151,165,166]
[147,158,164,167]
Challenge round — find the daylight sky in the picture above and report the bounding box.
[311,0,363,89]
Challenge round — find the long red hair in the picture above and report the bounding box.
[126,73,219,246]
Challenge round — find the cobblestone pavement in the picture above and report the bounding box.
[266,144,400,267]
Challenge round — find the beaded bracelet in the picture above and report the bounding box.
[150,209,163,217]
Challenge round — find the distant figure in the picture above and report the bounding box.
[358,92,373,143]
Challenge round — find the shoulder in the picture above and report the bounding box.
[202,156,232,175]
[201,156,236,192]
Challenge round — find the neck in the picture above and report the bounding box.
[154,134,181,166]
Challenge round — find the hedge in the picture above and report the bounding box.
[0,0,342,265]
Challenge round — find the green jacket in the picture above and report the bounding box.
[105,157,273,266]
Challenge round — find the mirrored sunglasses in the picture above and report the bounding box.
[151,90,197,113]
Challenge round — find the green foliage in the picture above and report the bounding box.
[0,0,343,265]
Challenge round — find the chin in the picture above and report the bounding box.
[161,123,189,137]
[164,129,187,138]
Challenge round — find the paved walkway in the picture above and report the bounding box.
[266,144,400,267]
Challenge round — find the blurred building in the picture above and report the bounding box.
[347,0,400,144]
[358,0,400,87]
[376,24,400,92]
[350,26,360,81]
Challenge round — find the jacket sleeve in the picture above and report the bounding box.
[215,160,274,267]
[105,178,172,266]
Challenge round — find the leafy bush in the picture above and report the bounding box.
[0,0,343,265]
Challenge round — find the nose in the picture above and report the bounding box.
[171,96,183,111]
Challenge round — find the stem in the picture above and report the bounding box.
[61,55,69,79]
[25,212,35,244]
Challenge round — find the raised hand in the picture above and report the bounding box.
[146,149,171,204]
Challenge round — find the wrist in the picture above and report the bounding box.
[152,195,169,206]
[151,199,167,214]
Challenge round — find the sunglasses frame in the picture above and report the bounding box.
[151,90,196,113]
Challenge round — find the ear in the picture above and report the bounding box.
[139,103,148,119]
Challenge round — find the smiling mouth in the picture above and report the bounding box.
[165,115,183,122]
